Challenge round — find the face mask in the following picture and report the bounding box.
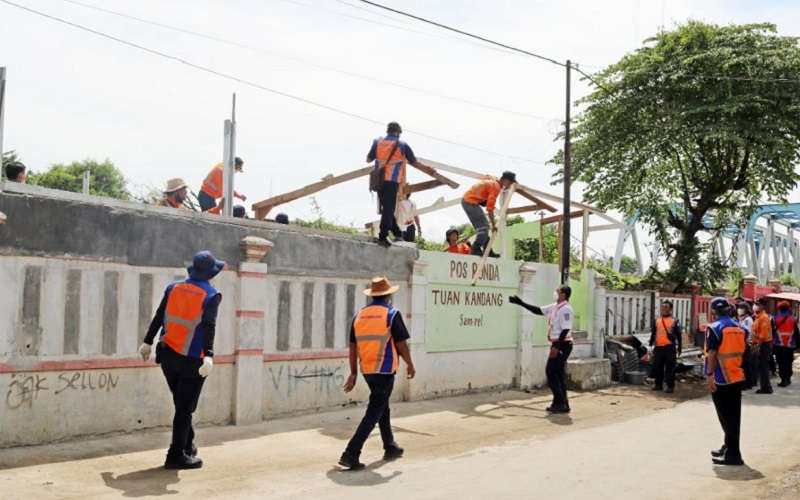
[553,291,560,301]
[737,308,746,315]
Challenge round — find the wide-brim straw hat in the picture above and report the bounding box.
[363,276,400,297]
[164,178,188,193]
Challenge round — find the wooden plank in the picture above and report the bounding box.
[588,223,623,232]
[472,185,516,286]
[418,158,486,180]
[516,189,557,213]
[365,197,461,229]
[507,204,542,215]
[406,179,443,194]
[540,210,584,225]
[408,163,460,189]
[251,166,373,218]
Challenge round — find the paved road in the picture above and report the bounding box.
[1,379,798,499]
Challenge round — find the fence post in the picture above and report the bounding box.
[593,272,606,357]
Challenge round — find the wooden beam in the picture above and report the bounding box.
[365,197,462,229]
[507,204,542,215]
[516,189,557,213]
[540,210,584,226]
[406,179,444,194]
[418,158,485,180]
[251,166,373,219]
[472,184,516,286]
[589,223,624,232]
[408,163,460,189]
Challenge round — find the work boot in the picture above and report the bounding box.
[755,388,773,394]
[546,404,569,414]
[376,238,391,248]
[665,387,674,394]
[383,443,404,461]
[778,380,788,387]
[712,455,745,466]
[488,250,500,258]
[711,445,727,458]
[652,385,663,391]
[338,452,365,470]
[164,453,203,470]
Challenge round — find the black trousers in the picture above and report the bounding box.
[652,345,677,389]
[402,224,416,242]
[775,345,794,383]
[378,182,402,241]
[345,374,396,457]
[160,346,206,457]
[756,342,774,391]
[546,342,573,407]
[742,346,754,388]
[197,190,217,212]
[711,382,743,459]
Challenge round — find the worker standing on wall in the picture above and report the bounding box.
[198,157,247,212]
[138,250,224,469]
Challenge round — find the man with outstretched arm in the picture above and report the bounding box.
[508,285,574,413]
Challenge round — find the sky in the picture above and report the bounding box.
[2,0,800,268]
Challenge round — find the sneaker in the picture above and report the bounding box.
[383,443,404,461]
[164,453,203,470]
[392,235,404,242]
[546,404,569,414]
[488,250,500,258]
[712,456,745,466]
[376,238,391,248]
[338,452,365,470]
[755,388,773,394]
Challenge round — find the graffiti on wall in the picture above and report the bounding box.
[267,364,346,398]
[5,371,120,410]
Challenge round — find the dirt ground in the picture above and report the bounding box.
[0,378,797,499]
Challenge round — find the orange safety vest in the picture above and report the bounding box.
[162,280,220,359]
[353,303,399,375]
[752,310,773,343]
[773,313,797,347]
[655,316,677,347]
[156,196,187,209]
[462,178,501,211]
[446,243,471,255]
[374,140,407,184]
[706,319,746,385]
[200,163,241,200]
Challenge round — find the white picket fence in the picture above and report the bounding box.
[604,291,694,337]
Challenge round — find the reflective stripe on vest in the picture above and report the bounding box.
[774,314,797,347]
[548,302,573,342]
[201,163,223,198]
[656,316,677,347]
[462,179,501,211]
[375,140,406,184]
[353,304,398,374]
[162,280,218,358]
[711,324,746,385]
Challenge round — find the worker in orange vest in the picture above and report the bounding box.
[198,157,247,212]
[751,297,774,394]
[461,172,516,257]
[772,300,799,387]
[648,300,682,393]
[705,297,747,466]
[339,276,415,470]
[138,251,224,469]
[157,178,190,209]
[444,229,471,254]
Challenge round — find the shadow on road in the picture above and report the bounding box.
[713,464,765,481]
[100,467,180,497]
[325,463,402,487]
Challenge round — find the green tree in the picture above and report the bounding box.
[557,22,800,290]
[619,255,640,275]
[27,159,131,200]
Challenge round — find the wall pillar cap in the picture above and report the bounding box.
[409,260,429,275]
[593,272,606,289]
[743,274,758,284]
[519,262,537,283]
[240,236,274,262]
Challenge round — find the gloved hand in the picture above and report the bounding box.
[138,343,152,362]
[508,295,522,306]
[199,357,214,377]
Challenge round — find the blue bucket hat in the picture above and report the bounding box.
[187,251,226,281]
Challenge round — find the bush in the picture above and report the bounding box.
[780,273,799,287]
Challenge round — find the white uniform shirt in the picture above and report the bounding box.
[540,301,574,342]
[737,315,754,342]
[399,199,416,230]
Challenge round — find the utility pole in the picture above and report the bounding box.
[0,67,6,168]
[222,93,236,217]
[561,60,572,285]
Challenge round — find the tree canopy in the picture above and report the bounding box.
[27,159,131,201]
[561,22,800,291]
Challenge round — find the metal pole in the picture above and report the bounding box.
[222,94,236,217]
[82,169,90,195]
[561,60,572,284]
[0,67,6,169]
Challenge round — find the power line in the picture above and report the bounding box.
[354,0,566,68]
[1,0,545,163]
[58,0,557,121]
